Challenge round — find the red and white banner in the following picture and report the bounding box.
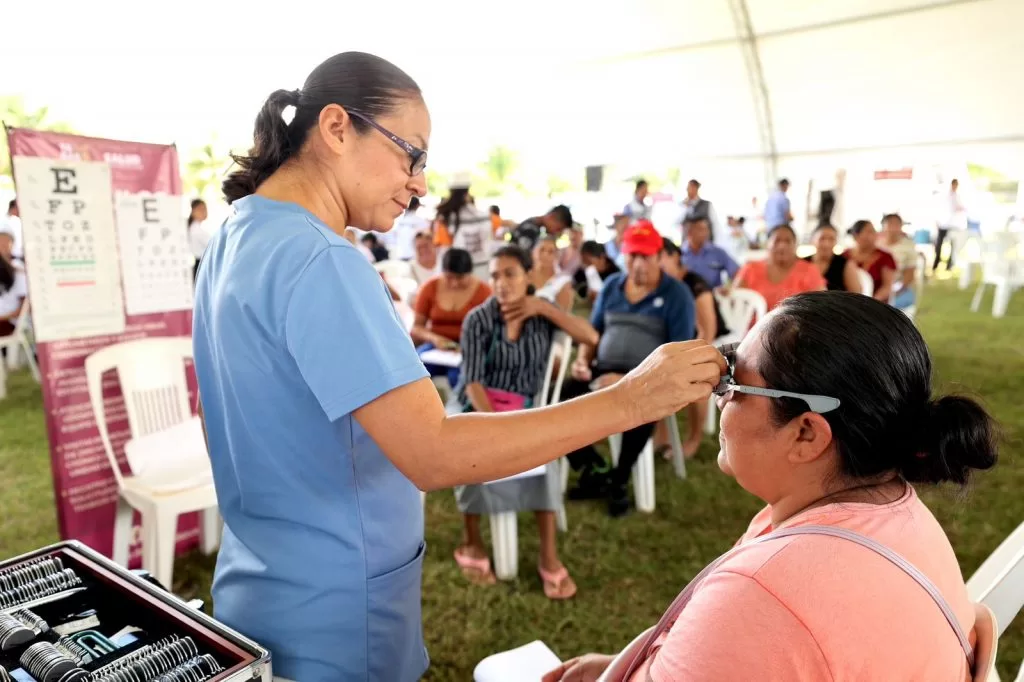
[7,128,200,564]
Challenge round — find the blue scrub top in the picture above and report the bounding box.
[192,195,430,681]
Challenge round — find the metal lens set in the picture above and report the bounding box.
[55,636,93,665]
[19,641,86,682]
[0,558,63,590]
[10,609,49,635]
[93,636,220,682]
[0,613,35,651]
[154,654,223,682]
[0,568,82,609]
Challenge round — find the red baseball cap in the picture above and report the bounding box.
[621,220,663,257]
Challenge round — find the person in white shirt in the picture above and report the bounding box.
[2,200,23,261]
[390,196,431,261]
[435,185,492,280]
[933,178,966,272]
[0,225,27,337]
[188,199,212,281]
[623,179,651,220]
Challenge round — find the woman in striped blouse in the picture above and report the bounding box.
[453,245,599,599]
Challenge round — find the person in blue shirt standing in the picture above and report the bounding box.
[763,177,793,230]
[560,221,696,517]
[681,217,739,288]
[192,52,729,682]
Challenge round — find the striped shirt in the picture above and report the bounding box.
[456,297,554,404]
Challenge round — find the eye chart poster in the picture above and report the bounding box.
[11,157,127,342]
[7,128,200,567]
[114,192,194,316]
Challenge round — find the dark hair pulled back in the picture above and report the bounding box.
[223,52,421,203]
[442,248,474,276]
[758,291,998,486]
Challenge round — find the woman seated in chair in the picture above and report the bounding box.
[655,238,729,456]
[0,226,26,337]
[411,248,491,387]
[529,235,575,311]
[844,219,897,302]
[878,213,918,311]
[453,245,599,599]
[545,291,998,681]
[804,224,860,292]
[733,224,825,311]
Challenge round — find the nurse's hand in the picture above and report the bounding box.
[615,339,727,426]
[542,654,615,682]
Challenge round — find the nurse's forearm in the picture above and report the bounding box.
[425,389,634,489]
[355,377,635,491]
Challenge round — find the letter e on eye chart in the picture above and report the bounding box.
[114,192,194,316]
[12,156,127,342]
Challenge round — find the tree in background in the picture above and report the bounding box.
[0,96,75,181]
[183,137,234,199]
[473,145,521,197]
[546,174,580,198]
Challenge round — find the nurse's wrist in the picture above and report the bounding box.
[597,381,640,434]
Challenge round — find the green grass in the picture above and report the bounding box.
[1,279,1022,679]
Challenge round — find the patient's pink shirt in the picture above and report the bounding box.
[632,486,975,681]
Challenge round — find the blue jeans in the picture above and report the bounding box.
[892,287,916,310]
[416,343,461,387]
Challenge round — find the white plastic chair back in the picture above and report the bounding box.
[0,299,40,397]
[536,331,572,408]
[857,268,874,296]
[967,520,1024,639]
[714,289,767,336]
[374,259,414,281]
[84,337,194,489]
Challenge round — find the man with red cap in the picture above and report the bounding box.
[560,220,696,517]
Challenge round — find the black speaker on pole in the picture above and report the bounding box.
[585,165,604,192]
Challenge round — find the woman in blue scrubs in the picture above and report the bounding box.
[192,51,727,682]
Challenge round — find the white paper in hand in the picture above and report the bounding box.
[473,640,561,682]
[418,348,462,368]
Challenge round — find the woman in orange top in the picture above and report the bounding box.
[546,292,998,682]
[733,224,825,310]
[411,248,491,384]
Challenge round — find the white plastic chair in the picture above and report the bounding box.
[490,331,573,581]
[857,268,874,296]
[0,301,39,400]
[373,259,414,281]
[970,233,1022,319]
[705,290,767,435]
[85,337,220,590]
[967,520,1024,681]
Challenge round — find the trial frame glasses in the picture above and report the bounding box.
[713,342,841,414]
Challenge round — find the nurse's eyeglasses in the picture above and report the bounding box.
[347,110,428,176]
[713,342,841,414]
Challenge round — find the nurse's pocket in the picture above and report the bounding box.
[366,542,429,681]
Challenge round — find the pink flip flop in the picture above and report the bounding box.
[454,547,496,585]
[538,564,577,600]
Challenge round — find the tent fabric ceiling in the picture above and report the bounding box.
[527,0,1023,170]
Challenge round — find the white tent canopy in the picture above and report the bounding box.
[4,0,1021,195]
[520,0,1024,180]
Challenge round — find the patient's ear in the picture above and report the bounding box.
[787,413,833,465]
